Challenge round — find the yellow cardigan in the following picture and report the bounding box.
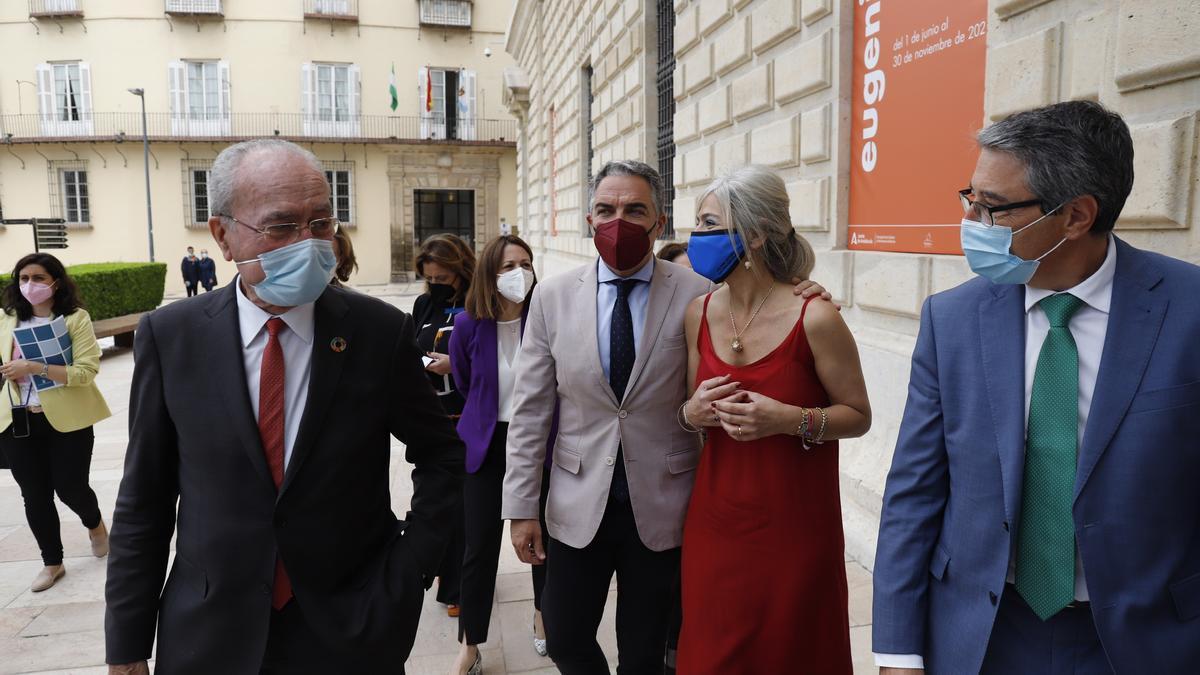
[1,308,112,433]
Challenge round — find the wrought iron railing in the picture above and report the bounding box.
[165,0,222,15]
[304,0,357,20]
[0,112,517,144]
[30,0,83,17]
[419,0,471,27]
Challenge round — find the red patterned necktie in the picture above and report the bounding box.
[259,317,292,610]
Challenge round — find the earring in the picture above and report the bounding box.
[744,259,752,270]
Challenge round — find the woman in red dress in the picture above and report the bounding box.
[676,165,872,673]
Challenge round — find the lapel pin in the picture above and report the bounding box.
[330,337,348,353]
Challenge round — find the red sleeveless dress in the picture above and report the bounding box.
[677,294,851,674]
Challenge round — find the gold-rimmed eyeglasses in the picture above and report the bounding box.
[222,215,340,244]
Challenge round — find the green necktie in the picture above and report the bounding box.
[1016,292,1086,620]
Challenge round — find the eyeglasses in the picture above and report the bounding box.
[958,188,1047,227]
[223,215,340,243]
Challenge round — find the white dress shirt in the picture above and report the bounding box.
[496,317,521,423]
[596,257,654,381]
[875,236,1116,670]
[236,278,315,470]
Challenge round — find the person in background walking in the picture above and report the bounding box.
[676,166,871,673]
[447,235,554,675]
[180,247,201,297]
[198,249,218,292]
[413,233,474,617]
[1,253,112,593]
[656,242,690,268]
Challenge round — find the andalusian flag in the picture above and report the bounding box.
[388,63,398,112]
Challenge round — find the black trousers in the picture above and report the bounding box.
[185,282,198,297]
[458,422,550,645]
[1,412,100,566]
[435,487,465,607]
[541,495,680,675]
[259,601,404,675]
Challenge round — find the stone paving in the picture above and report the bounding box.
[0,283,876,674]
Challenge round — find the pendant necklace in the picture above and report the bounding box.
[728,284,775,353]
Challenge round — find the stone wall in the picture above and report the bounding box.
[505,0,1200,568]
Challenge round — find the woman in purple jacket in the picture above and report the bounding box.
[447,234,554,675]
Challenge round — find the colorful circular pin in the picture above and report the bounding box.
[330,337,348,353]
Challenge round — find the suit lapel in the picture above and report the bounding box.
[978,283,1026,526]
[624,262,678,400]
[579,264,619,407]
[205,284,275,490]
[280,287,351,496]
[1075,240,1165,501]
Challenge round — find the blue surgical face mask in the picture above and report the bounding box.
[959,208,1067,285]
[235,238,337,306]
[687,229,746,283]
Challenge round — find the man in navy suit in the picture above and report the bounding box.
[873,100,1200,674]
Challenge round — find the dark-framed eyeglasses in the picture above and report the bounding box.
[958,188,1047,227]
[223,215,340,243]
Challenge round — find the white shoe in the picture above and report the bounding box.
[89,519,109,558]
[533,635,548,657]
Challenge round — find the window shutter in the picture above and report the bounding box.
[301,62,314,119]
[77,62,93,119]
[36,64,54,121]
[168,61,186,118]
[418,66,429,138]
[218,61,231,118]
[348,64,361,117]
[459,69,477,140]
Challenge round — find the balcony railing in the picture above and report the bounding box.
[420,0,471,28]
[0,112,516,145]
[304,0,357,21]
[30,0,83,18]
[165,0,222,16]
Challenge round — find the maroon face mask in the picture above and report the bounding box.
[594,218,653,271]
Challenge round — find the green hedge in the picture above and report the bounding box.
[1,262,166,322]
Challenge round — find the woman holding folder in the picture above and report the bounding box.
[0,253,112,592]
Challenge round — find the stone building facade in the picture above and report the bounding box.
[503,0,1200,566]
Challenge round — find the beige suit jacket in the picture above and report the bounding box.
[503,258,711,551]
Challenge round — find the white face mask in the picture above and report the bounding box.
[497,267,535,304]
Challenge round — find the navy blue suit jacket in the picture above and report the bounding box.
[873,238,1200,673]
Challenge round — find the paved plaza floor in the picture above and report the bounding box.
[0,284,875,674]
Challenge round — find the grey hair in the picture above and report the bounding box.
[698,165,815,283]
[588,159,665,216]
[209,139,325,217]
[977,100,1134,234]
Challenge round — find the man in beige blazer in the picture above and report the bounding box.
[503,160,826,674]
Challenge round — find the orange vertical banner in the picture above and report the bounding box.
[848,0,988,255]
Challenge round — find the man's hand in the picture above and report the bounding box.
[880,669,923,675]
[109,662,150,675]
[425,351,452,376]
[511,519,546,565]
[791,278,840,310]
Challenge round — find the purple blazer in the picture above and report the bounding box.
[449,310,556,474]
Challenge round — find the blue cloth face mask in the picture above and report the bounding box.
[235,238,337,306]
[959,209,1067,285]
[687,229,747,283]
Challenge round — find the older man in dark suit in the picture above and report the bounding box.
[105,139,464,674]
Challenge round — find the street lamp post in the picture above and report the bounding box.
[128,88,155,262]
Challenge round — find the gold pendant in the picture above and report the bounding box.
[731,337,743,353]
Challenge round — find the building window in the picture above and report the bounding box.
[47,161,90,225]
[181,160,214,228]
[656,0,676,238]
[36,61,92,135]
[419,0,471,28]
[301,62,361,137]
[419,68,477,140]
[169,61,230,135]
[581,65,594,237]
[324,163,355,225]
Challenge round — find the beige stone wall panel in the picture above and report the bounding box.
[751,0,802,54]
[684,43,716,93]
[986,23,1062,120]
[732,62,775,121]
[774,27,832,103]
[1119,114,1196,230]
[787,176,829,231]
[714,132,749,172]
[994,0,1056,20]
[799,0,831,26]
[800,102,831,164]
[676,4,701,56]
[750,114,800,167]
[853,253,930,319]
[699,84,734,133]
[685,145,715,185]
[1114,1,1200,92]
[715,16,753,76]
[699,0,734,36]
[675,101,700,142]
[1068,12,1111,101]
